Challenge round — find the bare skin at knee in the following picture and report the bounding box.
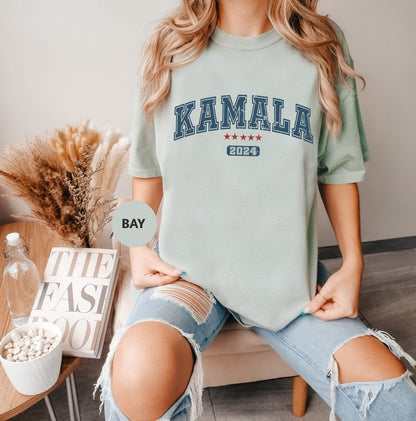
[111,321,195,421]
[333,335,407,383]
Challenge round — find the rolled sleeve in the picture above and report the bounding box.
[317,20,370,184]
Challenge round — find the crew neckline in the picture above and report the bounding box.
[210,25,283,50]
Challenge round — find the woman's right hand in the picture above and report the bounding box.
[129,244,184,289]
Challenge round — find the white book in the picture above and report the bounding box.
[29,247,120,358]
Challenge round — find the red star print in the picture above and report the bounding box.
[249,134,254,140]
[241,134,246,140]
[232,133,238,140]
[256,134,262,140]
[224,133,230,139]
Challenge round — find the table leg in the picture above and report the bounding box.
[43,395,57,421]
[70,372,81,421]
[66,377,75,421]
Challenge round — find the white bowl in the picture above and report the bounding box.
[0,321,63,395]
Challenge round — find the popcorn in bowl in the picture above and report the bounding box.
[0,321,63,395]
[2,327,60,362]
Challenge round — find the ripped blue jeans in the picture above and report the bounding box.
[93,241,416,421]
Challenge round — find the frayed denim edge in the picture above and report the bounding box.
[149,284,216,326]
[92,318,204,421]
[327,327,416,421]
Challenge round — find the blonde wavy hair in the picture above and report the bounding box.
[138,0,366,140]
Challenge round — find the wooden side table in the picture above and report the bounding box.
[0,221,82,421]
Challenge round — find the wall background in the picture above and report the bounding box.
[0,0,415,248]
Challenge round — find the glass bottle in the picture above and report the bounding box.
[3,232,41,326]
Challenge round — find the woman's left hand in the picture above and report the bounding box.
[302,264,363,321]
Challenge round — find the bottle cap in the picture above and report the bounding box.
[6,232,20,246]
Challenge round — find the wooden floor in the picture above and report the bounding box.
[10,248,416,421]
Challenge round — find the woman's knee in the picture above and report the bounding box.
[333,334,406,383]
[111,321,195,421]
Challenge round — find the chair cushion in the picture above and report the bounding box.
[202,351,297,387]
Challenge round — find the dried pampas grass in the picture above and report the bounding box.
[48,118,100,172]
[0,119,130,248]
[89,123,131,245]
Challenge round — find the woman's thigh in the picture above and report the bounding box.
[93,241,231,421]
[251,260,416,421]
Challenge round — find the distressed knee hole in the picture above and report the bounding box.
[333,334,407,384]
[151,280,215,324]
[110,321,195,420]
[326,328,416,421]
[93,318,205,421]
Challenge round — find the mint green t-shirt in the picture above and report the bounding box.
[128,19,370,331]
